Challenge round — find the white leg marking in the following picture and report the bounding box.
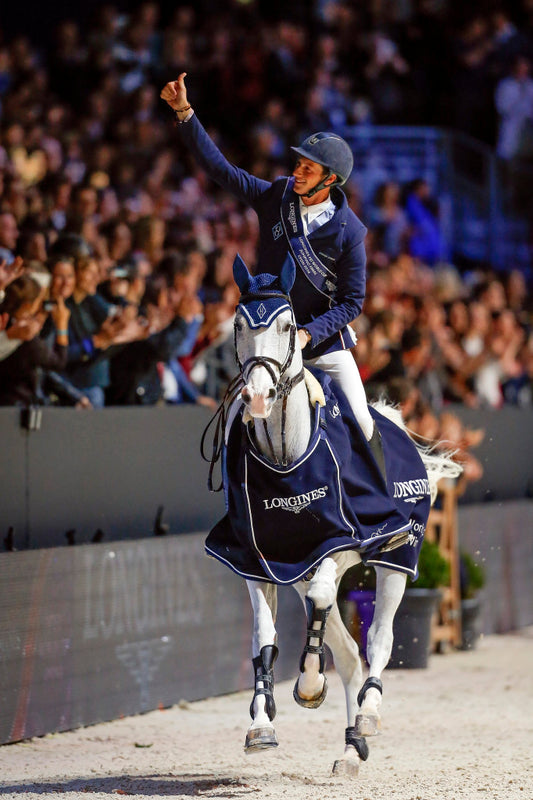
[361,567,406,722]
[324,601,363,726]
[245,581,278,743]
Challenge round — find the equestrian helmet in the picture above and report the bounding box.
[291,132,354,186]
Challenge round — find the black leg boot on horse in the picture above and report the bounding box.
[245,644,279,753]
[293,596,331,708]
[355,676,383,736]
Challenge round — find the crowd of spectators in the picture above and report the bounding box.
[0,1,532,481]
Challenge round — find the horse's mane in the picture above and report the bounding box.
[371,399,463,505]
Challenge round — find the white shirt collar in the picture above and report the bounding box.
[298,196,335,234]
[299,196,335,219]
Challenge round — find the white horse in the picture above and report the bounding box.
[203,254,461,777]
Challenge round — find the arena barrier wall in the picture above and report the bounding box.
[456,501,533,635]
[0,533,306,744]
[453,405,533,503]
[1,404,532,552]
[0,405,226,551]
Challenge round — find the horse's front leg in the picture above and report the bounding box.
[356,566,406,737]
[293,557,338,707]
[245,580,279,753]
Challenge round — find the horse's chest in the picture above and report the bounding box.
[241,432,356,562]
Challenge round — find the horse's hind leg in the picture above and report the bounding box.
[293,557,338,707]
[324,601,368,777]
[245,580,279,753]
[356,566,406,737]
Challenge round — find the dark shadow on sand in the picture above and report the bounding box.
[0,773,260,797]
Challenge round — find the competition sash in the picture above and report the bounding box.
[280,177,337,300]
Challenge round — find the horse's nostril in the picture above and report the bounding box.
[242,388,251,403]
[268,388,277,401]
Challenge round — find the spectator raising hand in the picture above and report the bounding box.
[0,255,24,296]
[0,275,69,406]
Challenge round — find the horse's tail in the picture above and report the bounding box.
[371,400,463,505]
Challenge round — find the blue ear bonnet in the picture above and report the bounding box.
[237,272,293,330]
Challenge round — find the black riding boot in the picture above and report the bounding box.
[368,423,386,482]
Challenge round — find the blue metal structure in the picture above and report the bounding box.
[342,125,532,275]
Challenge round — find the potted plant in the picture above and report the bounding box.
[459,550,485,650]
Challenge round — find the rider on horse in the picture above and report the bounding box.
[161,74,385,472]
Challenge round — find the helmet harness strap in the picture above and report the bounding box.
[303,169,336,199]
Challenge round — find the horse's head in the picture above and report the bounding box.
[233,254,302,419]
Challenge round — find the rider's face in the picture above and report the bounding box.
[292,157,328,196]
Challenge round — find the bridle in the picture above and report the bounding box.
[235,291,302,398]
[201,289,306,487]
[235,290,305,467]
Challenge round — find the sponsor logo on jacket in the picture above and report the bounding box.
[263,485,329,513]
[392,478,430,503]
[288,202,298,233]
[272,222,283,240]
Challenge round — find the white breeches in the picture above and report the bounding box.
[305,348,374,441]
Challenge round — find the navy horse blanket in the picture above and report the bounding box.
[205,370,431,585]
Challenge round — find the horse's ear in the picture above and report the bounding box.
[233,254,251,293]
[279,254,296,294]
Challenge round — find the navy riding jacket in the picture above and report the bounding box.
[177,115,368,357]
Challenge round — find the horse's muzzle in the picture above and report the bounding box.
[242,386,277,418]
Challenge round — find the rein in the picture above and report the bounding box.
[200,373,244,492]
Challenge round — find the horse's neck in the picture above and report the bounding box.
[253,378,312,464]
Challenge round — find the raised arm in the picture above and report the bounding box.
[160,73,271,206]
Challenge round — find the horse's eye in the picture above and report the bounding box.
[235,319,243,332]
[282,321,292,333]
